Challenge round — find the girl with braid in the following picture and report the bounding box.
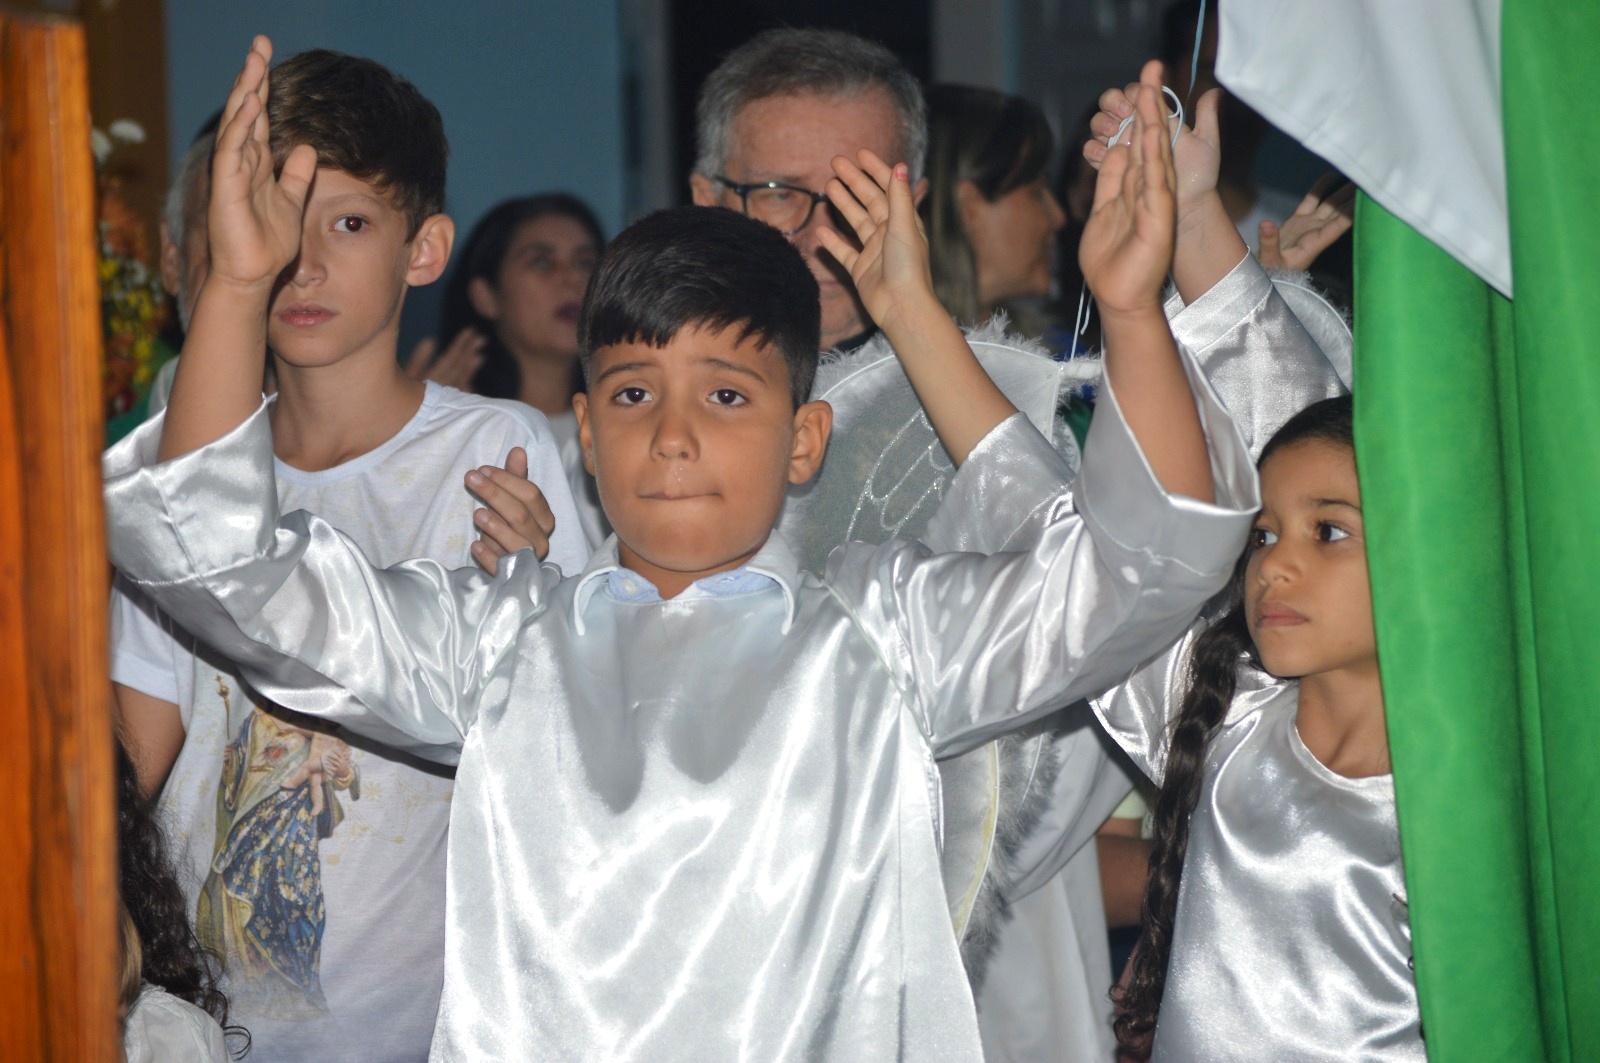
[1094,395,1424,1061]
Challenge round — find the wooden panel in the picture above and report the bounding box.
[0,12,118,1061]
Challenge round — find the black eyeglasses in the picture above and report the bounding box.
[714,175,843,236]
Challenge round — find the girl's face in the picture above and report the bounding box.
[1245,439,1376,682]
[469,214,600,362]
[961,176,1066,311]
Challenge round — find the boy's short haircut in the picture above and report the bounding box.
[579,207,821,407]
[268,49,447,238]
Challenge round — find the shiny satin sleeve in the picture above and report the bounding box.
[1086,625,1210,784]
[832,352,1258,758]
[102,406,553,763]
[1165,251,1347,458]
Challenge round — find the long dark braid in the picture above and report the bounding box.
[1113,394,1355,1047]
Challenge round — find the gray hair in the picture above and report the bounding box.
[162,133,214,248]
[694,28,927,183]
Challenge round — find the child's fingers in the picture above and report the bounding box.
[829,155,890,227]
[823,171,873,240]
[472,507,551,561]
[1191,87,1222,146]
[469,464,556,533]
[278,144,318,208]
[885,161,917,232]
[1097,85,1134,123]
[1090,139,1131,215]
[814,226,861,274]
[852,149,897,193]
[470,538,507,574]
[504,446,529,481]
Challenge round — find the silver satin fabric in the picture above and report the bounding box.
[1093,629,1424,1061]
[104,360,1258,1061]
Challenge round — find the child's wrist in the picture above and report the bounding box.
[1176,189,1226,235]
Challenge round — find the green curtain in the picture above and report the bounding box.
[1353,1,1600,1059]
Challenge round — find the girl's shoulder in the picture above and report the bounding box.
[1218,656,1296,729]
[124,983,230,1062]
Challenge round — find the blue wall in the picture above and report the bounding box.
[164,0,626,351]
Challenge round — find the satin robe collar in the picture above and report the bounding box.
[572,532,804,635]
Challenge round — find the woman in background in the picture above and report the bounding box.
[919,84,1066,331]
[437,194,607,544]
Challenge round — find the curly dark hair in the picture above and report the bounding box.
[116,737,249,1055]
[1113,394,1354,1047]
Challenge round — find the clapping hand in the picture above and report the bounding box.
[465,447,557,571]
[816,149,936,338]
[1258,175,1355,272]
[1078,60,1179,320]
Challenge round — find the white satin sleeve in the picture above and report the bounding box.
[102,405,556,764]
[1165,252,1348,458]
[831,345,1259,758]
[1087,625,1209,785]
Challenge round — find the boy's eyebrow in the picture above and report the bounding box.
[593,357,771,385]
[593,361,656,383]
[696,357,769,383]
[319,191,389,210]
[1308,496,1362,513]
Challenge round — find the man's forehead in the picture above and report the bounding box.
[725,88,902,179]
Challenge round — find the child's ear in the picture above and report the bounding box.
[787,399,833,485]
[572,392,596,477]
[405,214,456,287]
[158,223,182,297]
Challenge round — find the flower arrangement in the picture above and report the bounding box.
[93,119,172,432]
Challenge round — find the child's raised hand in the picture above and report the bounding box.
[465,447,557,571]
[208,35,317,292]
[1084,81,1222,230]
[1078,60,1179,319]
[817,150,934,336]
[1257,175,1356,272]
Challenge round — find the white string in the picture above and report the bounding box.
[1109,85,1186,150]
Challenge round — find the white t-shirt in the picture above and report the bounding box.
[110,382,589,1062]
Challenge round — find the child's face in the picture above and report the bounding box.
[572,324,831,599]
[267,167,450,369]
[1245,439,1376,682]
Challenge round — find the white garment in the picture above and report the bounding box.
[104,352,1258,1062]
[110,382,587,1062]
[123,983,229,1063]
[1092,629,1423,1060]
[1217,0,1507,294]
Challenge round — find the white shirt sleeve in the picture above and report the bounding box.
[109,575,181,705]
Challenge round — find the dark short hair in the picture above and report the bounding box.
[920,84,1055,323]
[438,194,606,399]
[579,207,820,407]
[268,49,447,237]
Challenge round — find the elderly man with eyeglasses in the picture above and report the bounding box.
[689,28,930,354]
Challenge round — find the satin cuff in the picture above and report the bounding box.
[104,403,283,584]
[1074,345,1258,581]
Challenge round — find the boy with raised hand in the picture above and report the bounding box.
[108,38,587,1062]
[107,53,1252,1060]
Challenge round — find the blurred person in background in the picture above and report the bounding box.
[435,193,607,544]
